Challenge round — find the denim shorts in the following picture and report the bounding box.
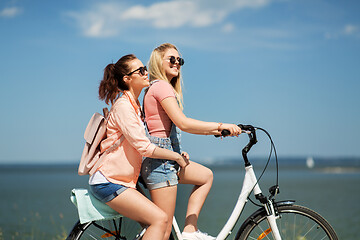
[90,182,128,203]
[141,136,180,190]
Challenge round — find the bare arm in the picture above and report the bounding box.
[151,146,189,168]
[160,97,241,136]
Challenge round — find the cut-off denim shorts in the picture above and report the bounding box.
[141,131,181,190]
[90,182,128,203]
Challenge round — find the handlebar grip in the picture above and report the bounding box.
[238,124,254,131]
[214,129,230,138]
[214,124,255,138]
[221,129,231,136]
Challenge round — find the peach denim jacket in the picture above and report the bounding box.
[97,92,156,189]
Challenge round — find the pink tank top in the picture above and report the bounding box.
[144,80,176,138]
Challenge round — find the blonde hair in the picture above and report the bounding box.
[148,43,184,109]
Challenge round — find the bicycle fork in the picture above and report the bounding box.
[262,200,282,240]
[248,166,282,240]
[253,185,282,239]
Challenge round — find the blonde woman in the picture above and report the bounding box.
[141,43,241,240]
[93,54,189,240]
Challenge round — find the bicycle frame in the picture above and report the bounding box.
[171,164,282,240]
[172,126,282,240]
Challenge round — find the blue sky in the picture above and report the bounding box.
[0,0,359,164]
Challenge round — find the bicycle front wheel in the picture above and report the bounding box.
[236,204,338,240]
[66,217,145,240]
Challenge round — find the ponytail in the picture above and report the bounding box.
[99,54,137,105]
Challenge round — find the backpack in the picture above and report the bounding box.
[78,108,124,176]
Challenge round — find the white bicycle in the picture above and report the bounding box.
[66,125,338,240]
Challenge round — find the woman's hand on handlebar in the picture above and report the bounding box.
[219,123,242,137]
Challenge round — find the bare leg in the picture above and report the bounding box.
[149,185,177,240]
[106,188,168,240]
[178,161,213,233]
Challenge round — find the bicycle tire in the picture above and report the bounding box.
[235,204,338,240]
[66,217,145,240]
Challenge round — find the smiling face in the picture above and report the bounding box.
[162,48,181,81]
[126,58,149,92]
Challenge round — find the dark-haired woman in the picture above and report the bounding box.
[90,54,189,240]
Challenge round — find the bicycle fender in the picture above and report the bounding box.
[235,200,295,239]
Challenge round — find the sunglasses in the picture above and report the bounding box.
[168,56,185,66]
[127,66,147,76]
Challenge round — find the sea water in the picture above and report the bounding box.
[0,160,359,239]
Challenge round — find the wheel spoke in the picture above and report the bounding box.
[67,217,144,240]
[236,205,338,240]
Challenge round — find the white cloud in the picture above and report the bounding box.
[325,24,360,40]
[222,23,235,33]
[0,7,22,18]
[121,1,227,28]
[343,24,358,35]
[66,0,272,38]
[66,3,126,37]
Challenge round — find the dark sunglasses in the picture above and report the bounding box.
[169,56,185,66]
[127,66,147,76]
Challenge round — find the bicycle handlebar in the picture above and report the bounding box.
[215,124,256,137]
[214,124,280,199]
[215,124,258,166]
